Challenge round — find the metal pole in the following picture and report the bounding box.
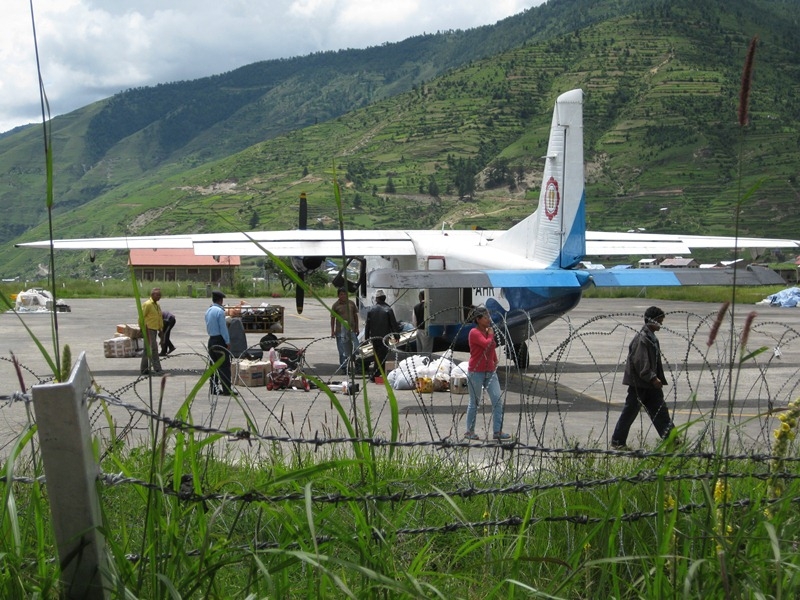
[33,352,109,600]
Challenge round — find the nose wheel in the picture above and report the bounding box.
[506,343,529,369]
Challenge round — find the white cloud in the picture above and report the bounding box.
[1,0,541,133]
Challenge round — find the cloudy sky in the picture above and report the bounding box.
[2,0,543,134]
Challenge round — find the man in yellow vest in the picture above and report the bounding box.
[140,288,165,375]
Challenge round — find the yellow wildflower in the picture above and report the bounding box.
[714,479,730,504]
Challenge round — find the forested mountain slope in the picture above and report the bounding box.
[3,0,799,278]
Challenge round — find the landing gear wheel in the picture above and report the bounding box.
[512,343,529,369]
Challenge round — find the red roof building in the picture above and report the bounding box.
[128,249,240,286]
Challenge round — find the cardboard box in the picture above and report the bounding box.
[224,305,243,317]
[116,323,142,339]
[114,332,142,351]
[234,359,271,387]
[104,336,136,358]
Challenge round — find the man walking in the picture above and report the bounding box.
[139,288,164,375]
[364,290,399,380]
[611,306,676,449]
[205,290,234,395]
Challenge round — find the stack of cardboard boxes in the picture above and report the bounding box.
[233,359,272,387]
[103,323,143,358]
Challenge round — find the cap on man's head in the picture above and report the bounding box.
[644,306,665,322]
[212,290,226,303]
[375,289,386,299]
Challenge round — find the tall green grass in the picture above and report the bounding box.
[3,404,800,597]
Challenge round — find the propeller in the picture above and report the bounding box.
[296,192,308,314]
[289,192,325,314]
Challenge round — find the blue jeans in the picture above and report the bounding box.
[336,332,359,369]
[466,371,504,435]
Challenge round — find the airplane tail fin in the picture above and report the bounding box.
[491,88,585,269]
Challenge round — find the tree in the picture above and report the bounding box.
[485,158,511,189]
[427,176,440,199]
[451,158,477,200]
[385,177,396,194]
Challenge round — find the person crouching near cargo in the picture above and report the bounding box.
[463,306,511,441]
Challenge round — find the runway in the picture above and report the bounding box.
[2,295,798,454]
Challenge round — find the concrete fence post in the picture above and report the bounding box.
[32,351,110,600]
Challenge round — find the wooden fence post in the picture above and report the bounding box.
[33,351,110,600]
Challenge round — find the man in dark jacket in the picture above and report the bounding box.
[364,290,399,380]
[611,306,676,449]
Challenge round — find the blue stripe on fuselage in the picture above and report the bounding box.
[435,279,588,350]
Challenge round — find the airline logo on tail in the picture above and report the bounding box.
[544,177,560,221]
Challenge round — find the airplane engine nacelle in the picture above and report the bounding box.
[291,256,325,274]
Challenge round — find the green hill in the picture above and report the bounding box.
[2,0,799,279]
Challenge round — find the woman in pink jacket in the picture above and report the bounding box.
[464,306,511,441]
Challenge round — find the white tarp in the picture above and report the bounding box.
[15,288,54,312]
[759,287,800,307]
[13,288,70,312]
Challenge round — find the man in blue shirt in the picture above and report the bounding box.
[205,290,234,395]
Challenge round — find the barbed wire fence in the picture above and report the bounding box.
[3,306,800,590]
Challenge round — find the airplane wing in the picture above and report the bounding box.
[16,230,419,257]
[190,231,418,257]
[21,229,797,256]
[370,264,785,289]
[586,231,800,256]
[15,235,196,250]
[589,264,784,286]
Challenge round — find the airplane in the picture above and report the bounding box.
[17,88,799,368]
